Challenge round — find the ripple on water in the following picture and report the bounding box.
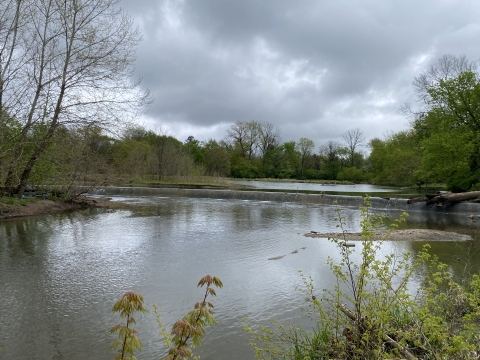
[1,196,480,359]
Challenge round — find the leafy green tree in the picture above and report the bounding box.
[183,137,205,165]
[111,291,148,360]
[230,154,258,178]
[264,145,295,178]
[415,70,480,190]
[296,138,315,177]
[0,112,22,190]
[368,131,422,186]
[110,139,152,180]
[203,144,230,176]
[318,141,343,180]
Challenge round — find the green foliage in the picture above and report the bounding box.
[414,70,480,191]
[413,248,480,357]
[296,138,315,177]
[183,139,205,165]
[369,131,422,186]
[203,145,230,176]
[244,197,480,359]
[0,196,37,207]
[111,291,148,360]
[156,275,223,360]
[336,166,370,183]
[231,155,259,178]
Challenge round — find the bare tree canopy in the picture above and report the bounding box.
[258,121,281,164]
[0,0,150,196]
[319,141,342,162]
[413,54,478,103]
[342,128,364,166]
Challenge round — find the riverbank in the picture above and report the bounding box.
[0,196,117,220]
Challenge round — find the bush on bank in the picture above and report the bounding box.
[244,197,480,359]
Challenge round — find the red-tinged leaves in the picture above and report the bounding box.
[198,274,213,287]
[112,291,148,317]
[110,324,122,333]
[197,275,223,289]
[207,287,216,297]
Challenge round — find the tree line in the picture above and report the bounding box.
[1,6,477,199]
[369,54,480,191]
[0,116,371,191]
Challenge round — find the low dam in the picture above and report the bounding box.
[92,186,480,214]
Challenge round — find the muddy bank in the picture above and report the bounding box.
[0,196,116,220]
[305,229,472,242]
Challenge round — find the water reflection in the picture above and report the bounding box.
[232,180,398,193]
[0,196,479,359]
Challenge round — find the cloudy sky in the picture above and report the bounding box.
[119,0,480,148]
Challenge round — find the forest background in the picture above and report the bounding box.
[0,0,479,197]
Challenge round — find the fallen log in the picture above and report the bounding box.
[338,303,417,360]
[407,191,480,206]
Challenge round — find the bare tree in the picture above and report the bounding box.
[258,121,281,165]
[413,54,477,102]
[244,121,261,160]
[1,0,150,196]
[398,55,478,123]
[226,121,249,158]
[226,120,261,160]
[342,128,365,167]
[0,0,30,183]
[319,141,342,163]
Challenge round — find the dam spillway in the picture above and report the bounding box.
[90,186,480,215]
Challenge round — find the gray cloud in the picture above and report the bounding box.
[120,0,480,147]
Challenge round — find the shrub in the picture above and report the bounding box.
[244,196,480,359]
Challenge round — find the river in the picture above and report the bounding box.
[1,192,479,359]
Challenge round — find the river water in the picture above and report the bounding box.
[1,193,479,359]
[232,180,398,193]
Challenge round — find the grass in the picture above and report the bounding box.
[0,196,38,210]
[129,175,234,187]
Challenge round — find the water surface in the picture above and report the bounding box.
[232,180,397,193]
[1,195,479,359]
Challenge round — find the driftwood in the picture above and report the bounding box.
[408,191,480,207]
[338,303,417,360]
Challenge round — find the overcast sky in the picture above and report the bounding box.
[119,0,480,149]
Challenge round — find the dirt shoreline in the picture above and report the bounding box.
[0,196,117,220]
[305,229,472,242]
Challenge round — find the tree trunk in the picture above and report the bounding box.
[407,191,480,206]
[338,303,417,360]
